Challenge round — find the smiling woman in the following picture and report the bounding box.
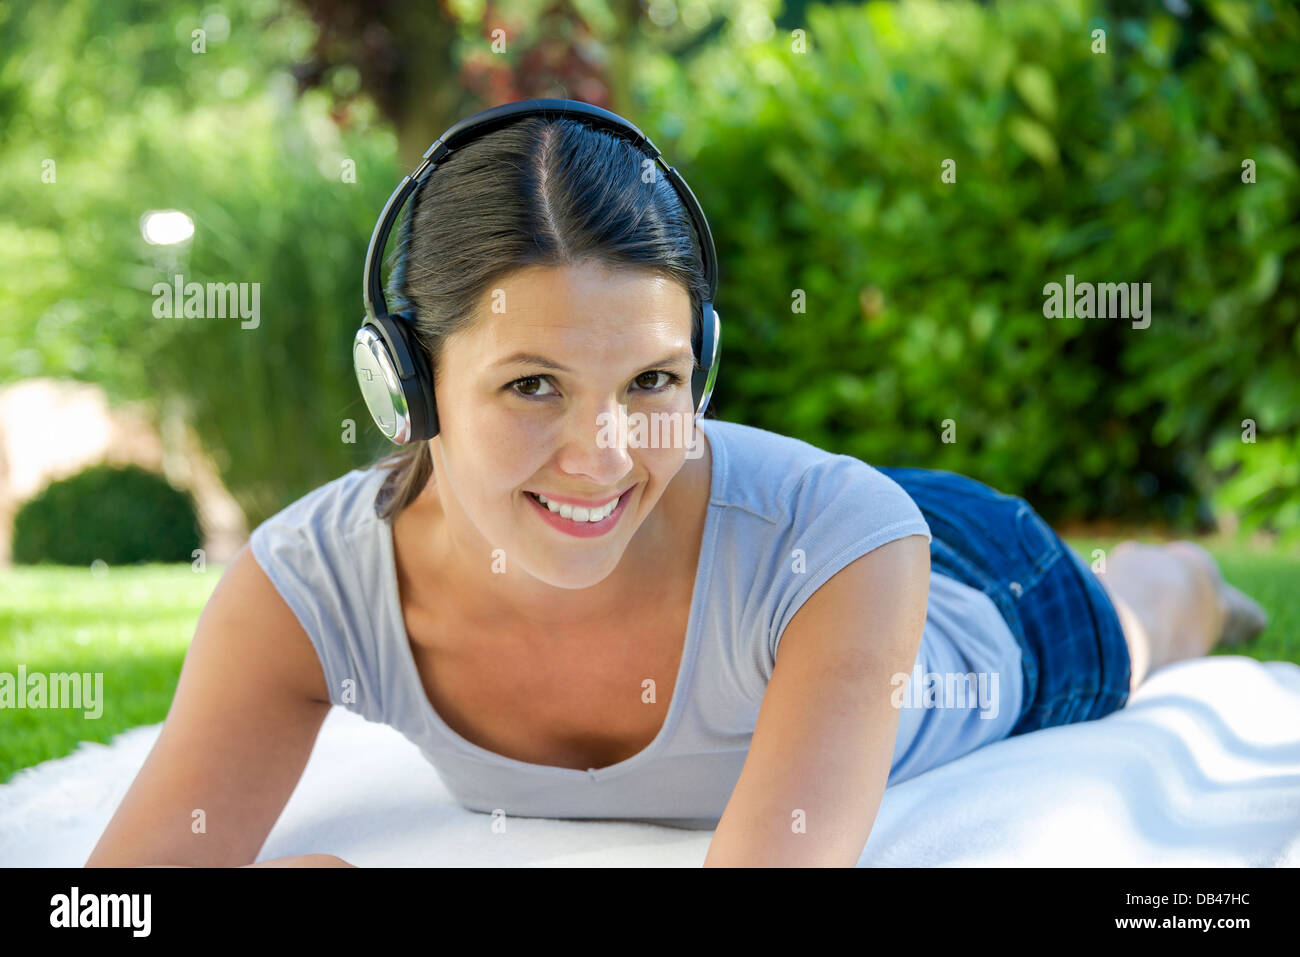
[86,100,1258,870]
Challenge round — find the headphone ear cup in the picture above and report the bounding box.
[390,310,439,441]
[353,312,439,444]
[692,305,721,419]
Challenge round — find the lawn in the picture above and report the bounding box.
[0,563,224,783]
[1,532,1297,783]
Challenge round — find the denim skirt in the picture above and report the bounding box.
[876,466,1132,736]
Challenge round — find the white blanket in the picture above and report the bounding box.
[3,655,1298,867]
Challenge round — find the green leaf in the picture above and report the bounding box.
[1012,63,1056,123]
[1207,0,1253,39]
[1245,252,1281,304]
[1007,114,1059,167]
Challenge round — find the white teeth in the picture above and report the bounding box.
[532,491,620,523]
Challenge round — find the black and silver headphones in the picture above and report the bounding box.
[353,97,722,445]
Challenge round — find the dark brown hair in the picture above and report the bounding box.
[368,114,716,521]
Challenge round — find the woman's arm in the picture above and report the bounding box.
[704,534,931,867]
[85,544,338,868]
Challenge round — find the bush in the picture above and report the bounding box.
[635,0,1300,540]
[0,0,400,531]
[12,464,203,566]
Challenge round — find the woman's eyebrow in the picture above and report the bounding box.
[492,349,694,372]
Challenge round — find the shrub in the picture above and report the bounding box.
[635,0,1300,540]
[12,464,203,566]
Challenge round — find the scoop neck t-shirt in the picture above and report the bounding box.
[249,417,1023,830]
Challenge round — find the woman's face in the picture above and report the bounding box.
[427,261,700,591]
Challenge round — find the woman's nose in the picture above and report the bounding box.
[556,395,634,481]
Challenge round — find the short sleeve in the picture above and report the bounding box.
[766,456,932,665]
[248,491,388,725]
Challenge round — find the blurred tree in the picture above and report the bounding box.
[0,0,783,526]
[284,0,786,166]
[0,0,405,523]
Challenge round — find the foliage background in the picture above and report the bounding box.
[630,0,1300,535]
[1,0,1297,539]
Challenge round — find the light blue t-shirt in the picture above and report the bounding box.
[250,417,1023,830]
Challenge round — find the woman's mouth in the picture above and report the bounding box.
[524,486,634,538]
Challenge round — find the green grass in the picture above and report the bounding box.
[0,563,223,784]
[1,533,1298,782]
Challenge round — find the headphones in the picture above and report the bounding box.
[353,98,722,445]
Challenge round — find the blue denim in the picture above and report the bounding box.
[876,466,1132,736]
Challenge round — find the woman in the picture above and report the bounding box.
[86,105,1268,869]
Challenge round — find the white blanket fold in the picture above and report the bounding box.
[3,656,1298,867]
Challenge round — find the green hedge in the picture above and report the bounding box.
[13,0,1295,542]
[634,0,1300,540]
[12,464,202,566]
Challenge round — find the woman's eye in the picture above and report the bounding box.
[509,375,556,399]
[634,370,686,392]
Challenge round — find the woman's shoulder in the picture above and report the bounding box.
[245,466,391,602]
[700,420,933,679]
[703,418,926,531]
[703,418,832,469]
[244,465,393,725]
[250,466,388,542]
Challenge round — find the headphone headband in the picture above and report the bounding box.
[364,99,718,320]
[356,98,721,445]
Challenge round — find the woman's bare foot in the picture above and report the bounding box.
[1099,541,1206,688]
[1163,540,1269,648]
